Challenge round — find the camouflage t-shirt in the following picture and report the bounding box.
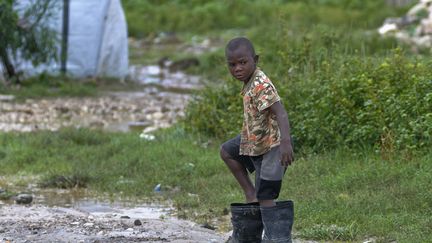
[239,68,281,156]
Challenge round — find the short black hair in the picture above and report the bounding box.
[225,37,256,57]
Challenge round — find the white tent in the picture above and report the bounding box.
[2,0,128,79]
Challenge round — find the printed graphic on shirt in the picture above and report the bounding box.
[240,69,281,156]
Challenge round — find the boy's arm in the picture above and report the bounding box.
[269,101,294,166]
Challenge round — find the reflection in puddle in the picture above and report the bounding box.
[128,64,203,92]
[76,201,170,219]
[2,187,172,219]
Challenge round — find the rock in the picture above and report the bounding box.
[14,194,33,204]
[168,58,200,72]
[152,112,164,120]
[134,219,142,226]
[83,222,94,227]
[120,215,130,219]
[201,222,216,230]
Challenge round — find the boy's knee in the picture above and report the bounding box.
[220,146,229,161]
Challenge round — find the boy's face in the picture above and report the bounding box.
[226,46,258,83]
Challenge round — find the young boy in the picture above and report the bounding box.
[220,37,294,243]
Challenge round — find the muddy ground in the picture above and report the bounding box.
[0,204,227,242]
[0,64,228,242]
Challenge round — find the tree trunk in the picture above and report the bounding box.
[0,48,19,84]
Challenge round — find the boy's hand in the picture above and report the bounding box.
[280,139,294,167]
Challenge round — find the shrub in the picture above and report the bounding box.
[284,49,432,151]
[183,79,243,139]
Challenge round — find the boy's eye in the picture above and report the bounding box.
[240,60,247,65]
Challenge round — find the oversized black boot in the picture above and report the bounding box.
[228,202,263,243]
[260,200,294,243]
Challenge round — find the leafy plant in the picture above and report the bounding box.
[0,0,58,84]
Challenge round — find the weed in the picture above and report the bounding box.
[299,223,358,241]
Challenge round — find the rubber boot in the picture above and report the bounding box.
[228,202,263,243]
[260,200,294,243]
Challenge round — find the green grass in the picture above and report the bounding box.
[0,127,431,242]
[122,0,410,37]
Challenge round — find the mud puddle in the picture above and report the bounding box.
[0,186,227,243]
[0,204,226,242]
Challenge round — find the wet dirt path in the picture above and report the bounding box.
[0,204,226,242]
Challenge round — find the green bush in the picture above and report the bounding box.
[287,49,432,151]
[183,79,243,139]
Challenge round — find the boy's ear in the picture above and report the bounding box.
[254,55,259,64]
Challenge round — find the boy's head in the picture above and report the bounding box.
[225,37,259,83]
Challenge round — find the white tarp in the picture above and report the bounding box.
[1,0,128,79]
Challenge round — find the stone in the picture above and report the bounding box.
[168,57,200,72]
[14,194,33,204]
[83,222,94,227]
[152,112,164,120]
[134,219,142,226]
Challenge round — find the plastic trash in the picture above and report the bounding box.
[154,184,161,192]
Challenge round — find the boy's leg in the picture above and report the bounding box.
[251,146,285,205]
[220,135,257,203]
[252,146,294,242]
[258,199,276,207]
[222,136,263,243]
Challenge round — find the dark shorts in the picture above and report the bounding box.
[221,135,286,200]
